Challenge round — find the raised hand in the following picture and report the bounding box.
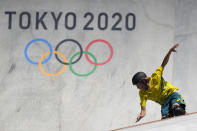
[170,43,179,53]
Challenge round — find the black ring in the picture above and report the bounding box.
[55,39,83,65]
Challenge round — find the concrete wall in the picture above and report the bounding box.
[173,0,197,114]
[0,0,196,131]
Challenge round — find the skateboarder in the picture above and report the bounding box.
[132,44,186,122]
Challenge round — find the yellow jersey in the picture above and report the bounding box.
[139,66,178,106]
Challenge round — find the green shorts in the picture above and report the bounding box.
[161,92,186,116]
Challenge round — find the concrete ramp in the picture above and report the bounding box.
[110,112,197,131]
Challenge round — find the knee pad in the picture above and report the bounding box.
[172,105,186,116]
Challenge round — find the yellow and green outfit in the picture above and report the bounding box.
[139,66,185,117]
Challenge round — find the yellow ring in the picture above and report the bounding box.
[38,51,67,76]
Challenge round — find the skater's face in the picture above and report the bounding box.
[136,83,145,90]
[136,81,147,90]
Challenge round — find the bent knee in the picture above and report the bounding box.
[172,105,186,116]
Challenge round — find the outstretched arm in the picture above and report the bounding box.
[161,44,179,68]
[136,106,146,122]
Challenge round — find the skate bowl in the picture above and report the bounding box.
[0,0,197,131]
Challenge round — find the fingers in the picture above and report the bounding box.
[174,43,179,48]
[136,115,142,123]
[172,43,179,50]
[136,118,141,122]
[136,118,139,123]
[170,43,179,52]
[172,49,177,52]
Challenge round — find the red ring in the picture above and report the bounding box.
[85,39,113,66]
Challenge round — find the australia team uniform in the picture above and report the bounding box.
[139,66,186,117]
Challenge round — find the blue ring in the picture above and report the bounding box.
[24,38,53,65]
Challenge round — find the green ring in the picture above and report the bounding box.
[69,51,97,76]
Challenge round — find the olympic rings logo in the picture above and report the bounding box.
[24,38,113,77]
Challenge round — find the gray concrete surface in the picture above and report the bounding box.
[0,0,196,131]
[111,113,197,131]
